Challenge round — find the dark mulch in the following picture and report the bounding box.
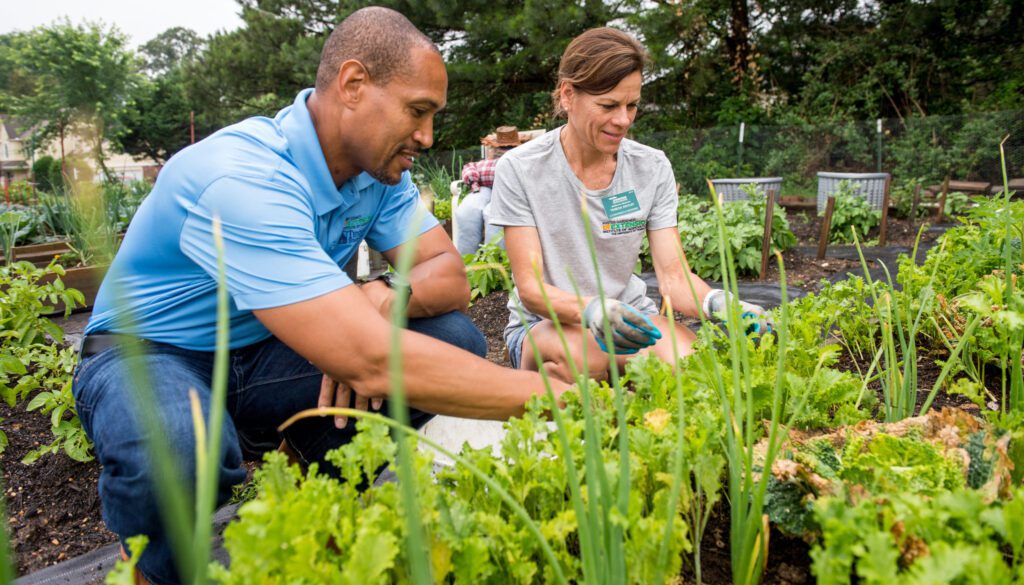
[755,211,942,292]
[1,400,117,576]
[683,500,813,585]
[466,291,512,367]
[834,345,996,415]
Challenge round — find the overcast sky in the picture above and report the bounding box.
[3,0,244,47]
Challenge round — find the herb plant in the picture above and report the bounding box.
[650,192,796,280]
[824,180,880,244]
[463,241,512,300]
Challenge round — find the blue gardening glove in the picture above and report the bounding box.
[582,298,662,355]
[702,289,773,335]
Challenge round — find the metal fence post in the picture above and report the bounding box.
[737,121,745,171]
[876,118,883,172]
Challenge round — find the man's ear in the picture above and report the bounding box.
[333,59,370,108]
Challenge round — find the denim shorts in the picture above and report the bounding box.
[505,321,538,369]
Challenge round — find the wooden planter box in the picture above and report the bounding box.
[1,232,126,268]
[778,196,816,211]
[40,264,107,314]
[0,240,73,267]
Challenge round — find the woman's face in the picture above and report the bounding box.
[561,70,642,157]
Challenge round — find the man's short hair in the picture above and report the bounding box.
[315,6,438,91]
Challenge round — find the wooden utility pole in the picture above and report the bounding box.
[190,111,196,144]
[59,119,66,181]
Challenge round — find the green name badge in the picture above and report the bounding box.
[601,190,641,219]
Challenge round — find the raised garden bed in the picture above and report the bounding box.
[5,201,1019,584]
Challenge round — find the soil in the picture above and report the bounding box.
[0,210,959,580]
[466,291,512,367]
[746,211,943,292]
[1,399,117,576]
[682,501,813,585]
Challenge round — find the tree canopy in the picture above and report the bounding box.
[0,21,141,174]
[2,1,1021,163]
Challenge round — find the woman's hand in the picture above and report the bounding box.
[581,298,662,354]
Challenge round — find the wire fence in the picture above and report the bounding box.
[641,110,1024,196]
[420,110,1024,201]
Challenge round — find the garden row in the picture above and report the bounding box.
[160,191,1024,582]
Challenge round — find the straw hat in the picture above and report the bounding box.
[481,126,526,148]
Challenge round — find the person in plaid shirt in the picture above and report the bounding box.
[461,156,499,193]
[454,126,529,254]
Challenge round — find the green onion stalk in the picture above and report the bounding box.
[706,180,792,585]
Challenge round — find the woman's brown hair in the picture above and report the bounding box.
[552,27,649,118]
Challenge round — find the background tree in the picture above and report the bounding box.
[138,27,204,76]
[169,0,1023,149]
[120,28,205,163]
[0,21,142,178]
[30,156,63,193]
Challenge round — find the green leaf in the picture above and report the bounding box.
[0,356,27,375]
[25,391,52,412]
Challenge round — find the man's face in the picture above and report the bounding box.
[357,47,448,185]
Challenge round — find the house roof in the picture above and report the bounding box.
[0,115,32,140]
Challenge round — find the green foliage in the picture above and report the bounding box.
[0,260,88,462]
[811,487,1024,585]
[0,21,142,175]
[0,260,82,346]
[31,156,64,194]
[690,318,874,431]
[840,433,965,495]
[36,181,147,265]
[18,344,89,464]
[120,27,204,163]
[902,198,1024,300]
[824,181,881,244]
[954,272,1024,366]
[659,193,795,281]
[787,276,884,363]
[121,72,194,163]
[888,113,1017,185]
[432,198,451,221]
[212,371,698,584]
[106,535,148,585]
[897,199,1024,400]
[0,206,47,259]
[464,241,511,301]
[414,155,461,202]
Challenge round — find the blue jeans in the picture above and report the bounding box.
[72,312,486,585]
[454,187,505,255]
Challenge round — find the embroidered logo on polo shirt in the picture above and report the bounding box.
[602,218,647,235]
[339,215,373,243]
[344,216,372,229]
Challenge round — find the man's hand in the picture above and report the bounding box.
[702,289,773,334]
[581,298,662,355]
[318,373,383,429]
[360,279,394,318]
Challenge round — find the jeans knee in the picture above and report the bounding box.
[408,311,487,358]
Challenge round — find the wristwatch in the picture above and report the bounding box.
[375,271,412,299]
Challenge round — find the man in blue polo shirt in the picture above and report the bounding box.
[73,7,568,584]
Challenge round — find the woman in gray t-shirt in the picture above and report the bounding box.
[489,27,768,382]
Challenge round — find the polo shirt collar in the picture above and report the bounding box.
[279,88,377,215]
